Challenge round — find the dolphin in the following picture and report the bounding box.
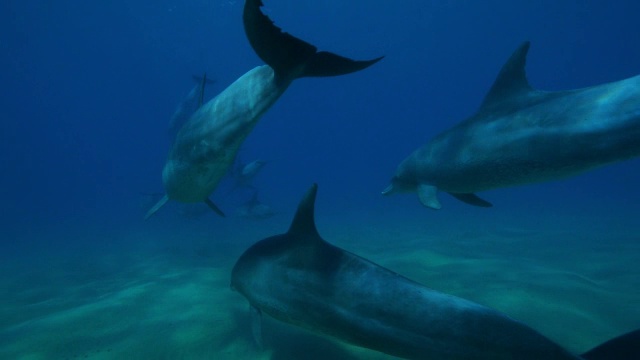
[167,74,215,141]
[383,41,640,209]
[231,184,640,360]
[230,158,268,191]
[145,0,382,219]
[235,190,275,220]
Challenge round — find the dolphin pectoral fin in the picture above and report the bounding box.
[581,328,640,360]
[144,194,169,220]
[417,184,441,210]
[204,198,226,217]
[448,193,493,208]
[250,306,264,349]
[243,0,382,80]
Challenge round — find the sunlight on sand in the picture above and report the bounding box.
[1,219,639,359]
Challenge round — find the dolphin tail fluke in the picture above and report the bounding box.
[448,192,493,208]
[243,0,382,80]
[302,51,383,78]
[581,328,640,360]
[145,194,169,220]
[204,198,226,217]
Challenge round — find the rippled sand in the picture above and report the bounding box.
[1,211,639,359]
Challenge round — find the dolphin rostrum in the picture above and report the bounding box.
[231,184,640,359]
[383,41,640,209]
[145,0,382,219]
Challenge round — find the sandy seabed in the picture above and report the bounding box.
[1,209,639,360]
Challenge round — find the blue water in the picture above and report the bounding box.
[2,1,640,359]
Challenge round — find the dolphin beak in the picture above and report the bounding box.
[381,184,394,195]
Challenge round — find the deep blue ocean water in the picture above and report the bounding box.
[2,1,640,359]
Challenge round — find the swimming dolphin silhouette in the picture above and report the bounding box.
[145,0,382,219]
[235,190,275,220]
[230,159,267,191]
[231,184,640,359]
[383,42,640,209]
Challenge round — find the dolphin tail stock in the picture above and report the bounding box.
[145,194,169,220]
[205,198,226,217]
[581,328,640,360]
[243,0,383,81]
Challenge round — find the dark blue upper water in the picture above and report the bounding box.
[2,0,640,259]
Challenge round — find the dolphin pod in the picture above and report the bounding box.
[145,0,382,219]
[232,184,640,360]
[142,1,639,358]
[383,41,640,209]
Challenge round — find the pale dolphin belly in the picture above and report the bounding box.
[162,65,286,203]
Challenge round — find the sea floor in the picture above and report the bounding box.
[1,208,639,360]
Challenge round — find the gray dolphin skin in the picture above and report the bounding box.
[231,184,640,359]
[383,42,640,209]
[145,0,382,219]
[167,74,214,141]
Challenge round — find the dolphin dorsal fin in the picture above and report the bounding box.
[287,184,321,241]
[479,41,533,111]
[243,0,382,81]
[198,73,207,108]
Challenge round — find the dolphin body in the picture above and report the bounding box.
[230,159,267,191]
[235,190,275,220]
[145,0,381,219]
[167,74,215,141]
[231,184,640,360]
[383,42,640,209]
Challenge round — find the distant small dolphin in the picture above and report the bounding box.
[383,42,640,209]
[230,159,267,190]
[235,190,275,220]
[167,74,215,141]
[238,159,267,183]
[145,0,381,219]
[232,184,640,359]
